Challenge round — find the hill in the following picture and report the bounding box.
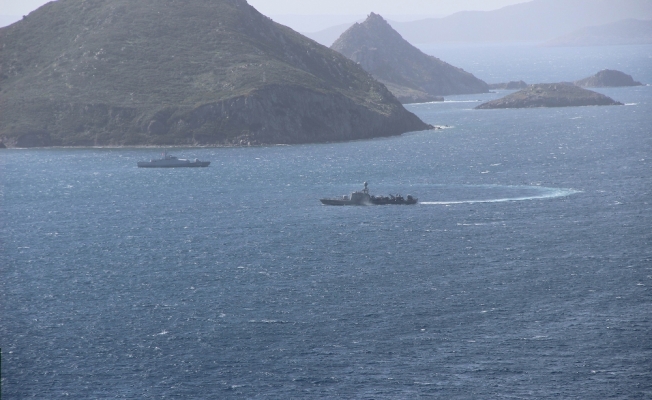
[331,13,488,104]
[543,19,652,46]
[575,70,644,87]
[476,83,623,109]
[0,0,429,148]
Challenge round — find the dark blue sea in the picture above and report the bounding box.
[1,45,651,398]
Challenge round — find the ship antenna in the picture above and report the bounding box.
[363,181,368,194]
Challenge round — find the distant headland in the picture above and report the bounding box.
[488,81,529,90]
[543,19,652,47]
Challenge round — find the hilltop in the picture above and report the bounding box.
[476,83,623,109]
[331,13,488,103]
[0,0,429,147]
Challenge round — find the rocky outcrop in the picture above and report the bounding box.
[0,0,429,147]
[331,13,488,104]
[476,83,623,109]
[574,69,643,88]
[488,81,528,90]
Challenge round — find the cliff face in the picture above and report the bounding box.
[574,70,643,88]
[476,83,623,109]
[331,13,488,103]
[0,0,429,147]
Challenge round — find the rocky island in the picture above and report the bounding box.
[331,13,489,104]
[476,83,623,109]
[0,0,430,148]
[574,69,644,88]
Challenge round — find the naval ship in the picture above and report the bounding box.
[320,182,417,206]
[137,151,210,168]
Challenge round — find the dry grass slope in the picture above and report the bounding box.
[0,0,429,147]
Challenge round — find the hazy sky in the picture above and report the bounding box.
[0,0,531,31]
[247,0,530,17]
[1,0,530,17]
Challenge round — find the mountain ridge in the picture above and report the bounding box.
[543,19,652,46]
[304,0,652,46]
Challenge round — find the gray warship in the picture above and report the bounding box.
[137,151,210,168]
[320,182,417,206]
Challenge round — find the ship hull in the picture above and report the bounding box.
[137,161,210,168]
[320,197,417,206]
[370,197,417,205]
[320,199,357,206]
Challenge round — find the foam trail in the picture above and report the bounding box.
[420,188,580,205]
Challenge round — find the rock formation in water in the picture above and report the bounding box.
[0,0,430,148]
[574,69,643,88]
[488,81,528,90]
[331,13,489,104]
[476,83,623,109]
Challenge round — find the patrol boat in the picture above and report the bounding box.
[137,151,210,168]
[320,182,417,206]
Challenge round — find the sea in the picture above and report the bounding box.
[1,44,651,398]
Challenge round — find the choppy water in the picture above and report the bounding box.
[1,46,651,398]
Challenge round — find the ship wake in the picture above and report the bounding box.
[420,186,580,205]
